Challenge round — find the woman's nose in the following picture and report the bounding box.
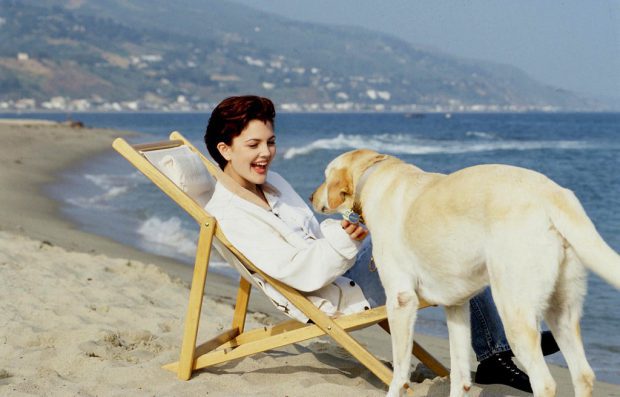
[259,143,271,156]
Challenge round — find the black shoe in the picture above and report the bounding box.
[475,351,532,393]
[509,330,560,357]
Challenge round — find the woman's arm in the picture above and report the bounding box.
[218,214,365,292]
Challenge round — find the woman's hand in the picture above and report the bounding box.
[341,219,368,241]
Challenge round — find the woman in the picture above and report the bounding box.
[204,95,556,392]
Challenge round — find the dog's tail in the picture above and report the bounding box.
[546,187,620,289]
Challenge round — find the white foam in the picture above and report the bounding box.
[84,172,147,190]
[281,133,606,160]
[466,131,496,139]
[282,134,350,159]
[64,172,144,209]
[136,216,229,271]
[67,186,130,208]
[137,216,197,257]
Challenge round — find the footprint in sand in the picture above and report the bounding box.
[79,329,171,364]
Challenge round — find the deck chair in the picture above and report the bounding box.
[112,131,449,387]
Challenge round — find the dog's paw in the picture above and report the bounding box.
[386,381,412,397]
[448,382,471,397]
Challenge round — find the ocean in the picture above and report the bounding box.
[9,111,620,383]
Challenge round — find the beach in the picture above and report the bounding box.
[1,119,618,397]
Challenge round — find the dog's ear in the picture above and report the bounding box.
[365,153,389,167]
[327,168,352,209]
[349,150,389,170]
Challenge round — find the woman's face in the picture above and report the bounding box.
[217,119,276,189]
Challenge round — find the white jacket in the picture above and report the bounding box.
[205,171,371,321]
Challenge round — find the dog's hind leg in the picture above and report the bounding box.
[445,303,472,397]
[384,280,418,397]
[500,307,555,396]
[545,247,594,397]
[486,224,560,396]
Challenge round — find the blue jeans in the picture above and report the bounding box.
[343,238,511,361]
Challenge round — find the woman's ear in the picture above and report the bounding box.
[216,142,231,161]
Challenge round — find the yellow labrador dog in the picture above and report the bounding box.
[311,149,620,397]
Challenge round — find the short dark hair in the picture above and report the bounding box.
[205,95,276,169]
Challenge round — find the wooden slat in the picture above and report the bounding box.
[412,342,449,377]
[217,319,302,349]
[223,306,387,350]
[162,327,239,371]
[133,139,184,151]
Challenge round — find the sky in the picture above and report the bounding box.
[232,0,620,101]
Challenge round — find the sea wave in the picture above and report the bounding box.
[465,130,497,139]
[66,172,146,209]
[84,172,147,190]
[281,133,605,160]
[66,186,130,208]
[65,172,145,208]
[136,216,230,272]
[137,216,198,258]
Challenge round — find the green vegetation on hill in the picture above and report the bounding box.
[0,0,598,110]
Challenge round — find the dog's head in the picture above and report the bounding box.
[310,149,388,216]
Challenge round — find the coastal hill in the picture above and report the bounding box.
[0,0,599,111]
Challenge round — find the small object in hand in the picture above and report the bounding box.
[342,209,360,224]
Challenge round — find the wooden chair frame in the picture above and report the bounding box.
[112,131,449,386]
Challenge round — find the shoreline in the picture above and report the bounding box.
[1,119,618,396]
[0,120,257,307]
[2,110,620,117]
[0,120,193,282]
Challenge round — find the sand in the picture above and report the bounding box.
[0,119,618,396]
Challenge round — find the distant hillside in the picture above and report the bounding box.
[0,0,601,111]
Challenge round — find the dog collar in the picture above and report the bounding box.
[343,159,387,224]
[342,208,361,223]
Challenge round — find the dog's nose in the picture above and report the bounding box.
[309,192,314,202]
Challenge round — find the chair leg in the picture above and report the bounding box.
[232,277,252,334]
[379,320,449,377]
[177,222,215,380]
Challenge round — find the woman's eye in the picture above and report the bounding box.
[248,144,258,149]
[268,141,276,146]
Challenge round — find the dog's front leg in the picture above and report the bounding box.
[445,303,472,397]
[385,287,419,397]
